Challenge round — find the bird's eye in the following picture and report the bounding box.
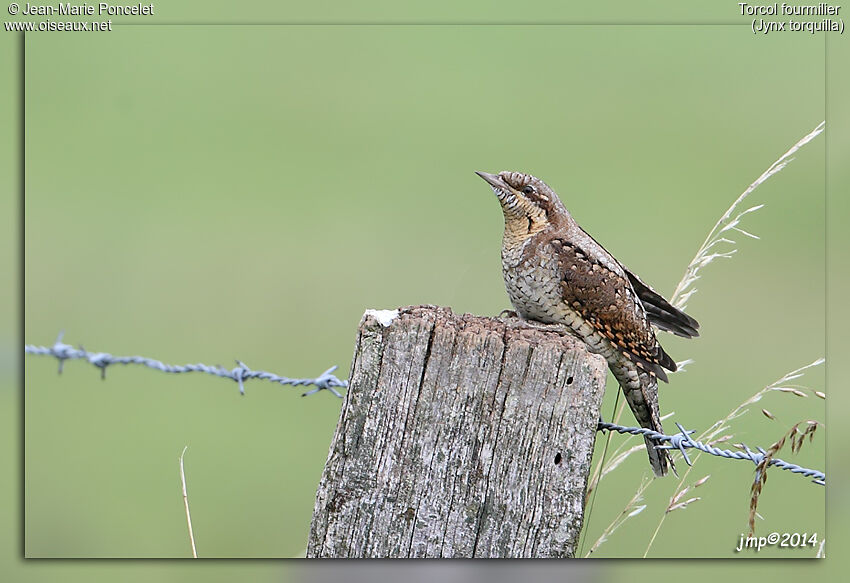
[522,185,535,195]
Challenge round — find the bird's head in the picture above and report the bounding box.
[475,171,568,233]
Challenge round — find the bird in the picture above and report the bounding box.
[476,170,699,476]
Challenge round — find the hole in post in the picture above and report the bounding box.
[566,376,573,385]
[554,452,562,465]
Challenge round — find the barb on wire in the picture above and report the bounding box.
[597,420,824,486]
[24,334,824,484]
[24,332,349,397]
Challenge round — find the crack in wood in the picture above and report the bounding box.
[307,305,606,558]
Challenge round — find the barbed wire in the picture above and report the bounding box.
[598,421,825,486]
[24,332,349,397]
[25,333,824,485]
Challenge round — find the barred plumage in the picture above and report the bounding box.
[477,170,699,476]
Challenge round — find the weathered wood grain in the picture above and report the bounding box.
[307,305,607,558]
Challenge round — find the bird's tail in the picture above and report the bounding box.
[619,372,674,477]
[643,435,670,478]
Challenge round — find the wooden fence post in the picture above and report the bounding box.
[306,305,607,558]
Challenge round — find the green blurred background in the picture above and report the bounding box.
[3,0,847,580]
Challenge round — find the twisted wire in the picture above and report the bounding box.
[24,333,824,485]
[597,420,825,485]
[24,332,348,397]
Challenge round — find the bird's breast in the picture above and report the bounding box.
[500,235,634,376]
[501,240,564,324]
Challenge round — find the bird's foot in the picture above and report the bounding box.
[515,319,574,336]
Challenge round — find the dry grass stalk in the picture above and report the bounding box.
[693,474,711,488]
[708,435,732,446]
[665,479,707,514]
[589,359,823,556]
[640,358,823,557]
[748,420,821,536]
[583,120,825,556]
[644,475,709,553]
[179,446,198,558]
[586,408,675,500]
[669,120,825,311]
[667,495,700,514]
[773,387,808,397]
[696,359,824,447]
[584,476,652,557]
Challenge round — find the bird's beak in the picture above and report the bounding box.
[475,171,505,190]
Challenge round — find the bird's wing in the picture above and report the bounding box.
[571,224,700,339]
[548,235,675,380]
[623,268,700,338]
